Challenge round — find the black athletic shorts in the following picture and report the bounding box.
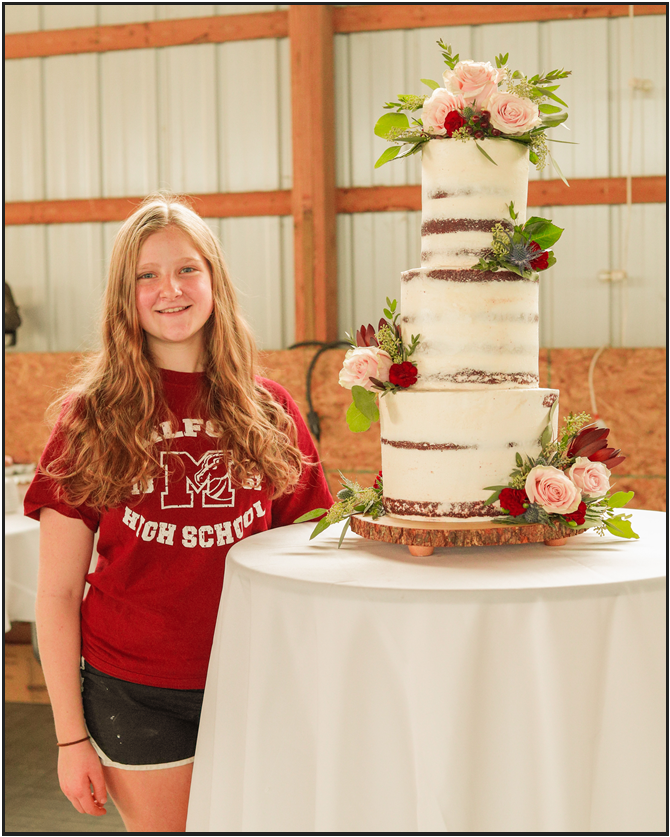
[81,660,204,770]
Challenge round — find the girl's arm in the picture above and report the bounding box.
[35,507,107,816]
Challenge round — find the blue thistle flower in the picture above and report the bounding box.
[507,240,543,271]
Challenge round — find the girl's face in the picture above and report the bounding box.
[135,226,214,371]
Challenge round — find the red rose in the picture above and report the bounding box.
[499,487,528,517]
[528,241,550,272]
[373,470,383,490]
[563,501,587,526]
[389,361,418,388]
[444,110,466,137]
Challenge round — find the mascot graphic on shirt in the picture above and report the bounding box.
[159,450,246,509]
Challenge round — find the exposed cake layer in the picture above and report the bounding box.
[379,389,559,522]
[401,267,539,390]
[421,138,529,269]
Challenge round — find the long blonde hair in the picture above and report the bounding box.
[46,193,306,510]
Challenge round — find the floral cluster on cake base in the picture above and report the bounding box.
[374,42,572,181]
[338,298,420,432]
[296,472,384,544]
[484,407,638,539]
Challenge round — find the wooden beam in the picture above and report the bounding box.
[336,176,667,212]
[4,11,288,59]
[4,177,664,226]
[333,4,666,33]
[289,6,337,343]
[4,191,292,226]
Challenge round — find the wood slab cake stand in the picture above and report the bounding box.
[350,514,580,557]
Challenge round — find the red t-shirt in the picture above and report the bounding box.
[24,370,333,689]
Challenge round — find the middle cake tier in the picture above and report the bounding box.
[401,267,540,389]
[379,388,559,522]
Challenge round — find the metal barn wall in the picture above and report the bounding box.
[5,6,666,353]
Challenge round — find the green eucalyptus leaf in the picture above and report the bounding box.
[374,112,410,138]
[346,401,372,433]
[295,508,327,523]
[607,490,635,509]
[421,78,441,90]
[548,150,570,187]
[529,222,564,249]
[337,516,351,548]
[351,385,380,421]
[374,144,402,169]
[604,516,639,539]
[539,103,562,115]
[309,517,331,539]
[474,141,498,166]
[540,88,569,108]
[541,111,569,128]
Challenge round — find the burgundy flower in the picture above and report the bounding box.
[499,487,528,517]
[444,110,466,137]
[389,362,418,388]
[563,501,587,526]
[355,323,378,347]
[568,425,626,469]
[528,241,550,271]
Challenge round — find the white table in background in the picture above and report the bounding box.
[4,512,41,632]
[187,510,666,834]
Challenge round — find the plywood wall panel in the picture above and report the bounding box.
[43,54,101,200]
[100,50,159,197]
[98,5,158,26]
[156,45,219,194]
[45,224,105,352]
[4,59,44,202]
[4,226,50,353]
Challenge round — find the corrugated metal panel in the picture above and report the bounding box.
[216,40,284,192]
[156,5,216,20]
[41,4,97,29]
[43,54,101,199]
[156,45,220,194]
[4,226,50,353]
[219,217,293,349]
[4,5,41,33]
[609,203,667,348]
[609,15,667,177]
[4,59,44,201]
[536,205,611,348]
[100,50,159,197]
[543,19,610,180]
[45,224,105,352]
[98,5,158,25]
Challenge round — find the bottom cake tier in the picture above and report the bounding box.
[379,387,559,522]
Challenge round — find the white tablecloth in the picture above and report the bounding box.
[187,510,666,833]
[4,513,41,631]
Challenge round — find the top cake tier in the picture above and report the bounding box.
[421,139,530,269]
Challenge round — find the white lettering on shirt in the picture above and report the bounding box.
[182,526,198,548]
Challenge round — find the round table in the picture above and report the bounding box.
[186,510,666,833]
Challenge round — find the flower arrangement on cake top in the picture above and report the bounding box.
[338,298,420,432]
[484,406,638,539]
[375,42,572,181]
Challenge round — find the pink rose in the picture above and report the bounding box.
[525,465,582,515]
[486,91,541,135]
[422,88,467,136]
[338,347,392,392]
[443,60,502,106]
[568,457,611,498]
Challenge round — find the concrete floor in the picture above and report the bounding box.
[4,702,126,833]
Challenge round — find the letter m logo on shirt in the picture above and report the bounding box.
[160,450,235,509]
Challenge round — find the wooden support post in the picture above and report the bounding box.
[289,5,337,342]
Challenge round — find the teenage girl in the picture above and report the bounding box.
[25,194,333,832]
